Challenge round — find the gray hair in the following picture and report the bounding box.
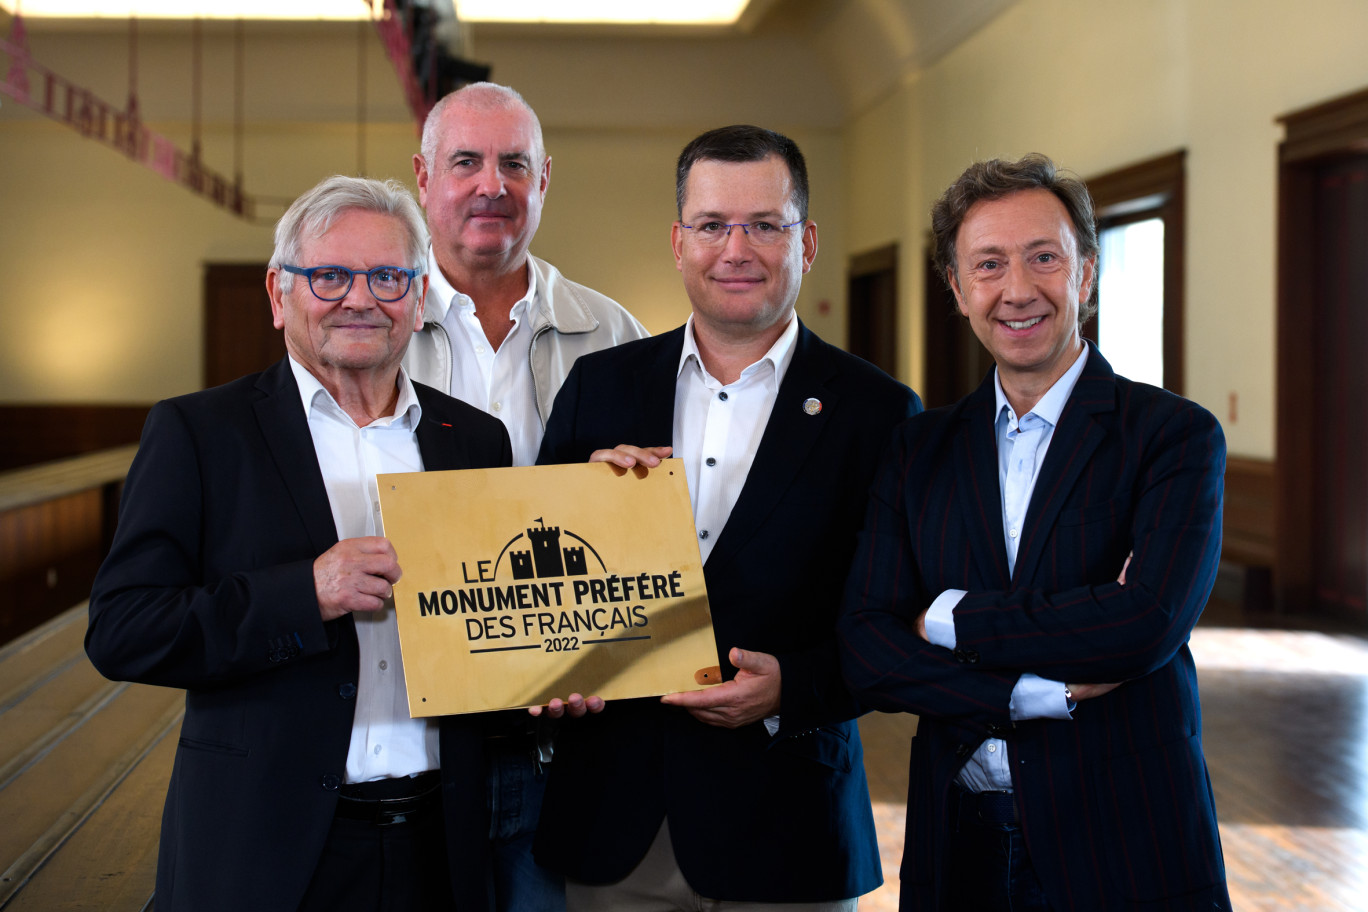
[419,82,546,170]
[270,175,429,293]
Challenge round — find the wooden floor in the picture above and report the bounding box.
[857,597,1368,912]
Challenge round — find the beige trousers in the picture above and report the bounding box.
[565,818,861,912]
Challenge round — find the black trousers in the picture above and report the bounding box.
[298,796,455,912]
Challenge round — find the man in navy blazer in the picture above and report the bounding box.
[839,155,1230,911]
[86,176,512,912]
[532,126,922,909]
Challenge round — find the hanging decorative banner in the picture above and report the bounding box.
[378,460,719,717]
[0,12,254,218]
[0,4,413,223]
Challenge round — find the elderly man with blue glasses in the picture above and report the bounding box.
[87,174,512,912]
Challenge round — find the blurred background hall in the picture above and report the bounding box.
[2,1,1366,909]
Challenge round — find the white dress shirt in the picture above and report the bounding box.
[287,357,438,784]
[924,345,1089,791]
[672,313,797,736]
[427,249,543,467]
[672,313,798,564]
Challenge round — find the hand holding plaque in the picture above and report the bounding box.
[378,458,717,717]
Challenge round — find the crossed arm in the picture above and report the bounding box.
[840,401,1225,721]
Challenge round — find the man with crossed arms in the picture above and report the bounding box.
[840,154,1230,911]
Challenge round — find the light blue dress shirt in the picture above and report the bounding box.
[924,345,1089,791]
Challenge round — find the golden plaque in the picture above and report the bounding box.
[377,459,717,716]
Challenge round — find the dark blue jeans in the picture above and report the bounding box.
[487,740,566,912]
[944,786,1053,912]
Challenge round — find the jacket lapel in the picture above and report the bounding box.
[1010,343,1115,586]
[705,323,832,572]
[954,372,1013,589]
[412,384,462,472]
[641,328,686,446]
[252,359,339,556]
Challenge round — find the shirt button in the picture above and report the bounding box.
[374,744,382,756]
[705,457,716,467]
[987,743,997,753]
[492,402,503,412]
[699,530,709,540]
[378,659,388,671]
[1009,528,1019,539]
[476,345,485,354]
[718,392,729,401]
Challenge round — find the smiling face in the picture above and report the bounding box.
[949,188,1095,410]
[415,98,549,283]
[267,209,426,384]
[670,155,817,344]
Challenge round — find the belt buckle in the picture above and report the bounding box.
[373,806,414,827]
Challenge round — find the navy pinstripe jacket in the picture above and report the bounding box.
[839,343,1231,911]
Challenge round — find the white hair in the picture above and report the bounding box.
[270,175,429,292]
[419,82,546,170]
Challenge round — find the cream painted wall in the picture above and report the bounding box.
[843,0,1368,459]
[1,18,421,402]
[10,0,1368,452]
[0,119,419,402]
[843,78,923,381]
[0,16,848,405]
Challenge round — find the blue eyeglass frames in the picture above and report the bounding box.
[279,264,419,302]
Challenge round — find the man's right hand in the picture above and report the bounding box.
[1068,682,1123,701]
[315,536,401,621]
[589,445,672,471]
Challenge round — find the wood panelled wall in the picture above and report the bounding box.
[0,404,143,645]
[0,405,148,472]
[0,488,113,644]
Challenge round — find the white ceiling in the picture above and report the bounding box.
[465,0,1022,119]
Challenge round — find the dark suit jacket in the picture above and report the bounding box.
[839,343,1230,911]
[531,322,922,902]
[85,358,512,912]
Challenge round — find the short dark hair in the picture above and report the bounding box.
[931,153,1099,323]
[675,125,809,221]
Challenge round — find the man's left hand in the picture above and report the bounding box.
[528,693,605,719]
[660,647,780,729]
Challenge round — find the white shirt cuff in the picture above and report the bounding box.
[925,589,966,649]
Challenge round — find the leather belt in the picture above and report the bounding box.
[336,771,441,826]
[950,783,1020,827]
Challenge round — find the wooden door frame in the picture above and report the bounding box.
[203,262,280,390]
[846,244,899,377]
[1086,149,1187,395]
[1275,86,1368,614]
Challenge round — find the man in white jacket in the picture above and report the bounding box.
[403,81,647,912]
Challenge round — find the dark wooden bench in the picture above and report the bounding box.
[0,445,138,645]
[1221,456,1276,612]
[0,602,181,911]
